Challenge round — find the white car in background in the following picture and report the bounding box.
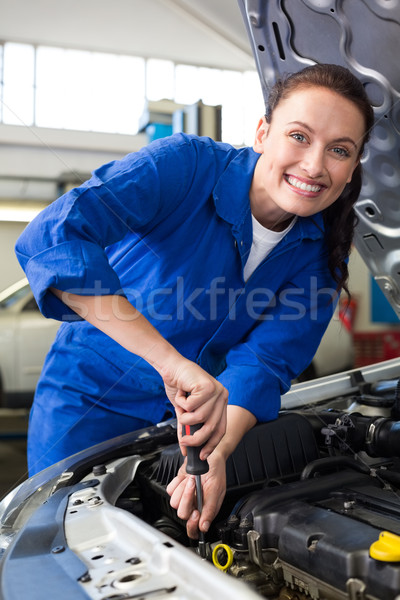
[0,278,59,407]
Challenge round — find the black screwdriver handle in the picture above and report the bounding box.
[181,422,209,476]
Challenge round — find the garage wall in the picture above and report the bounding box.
[0,124,148,289]
[0,222,27,289]
[0,124,148,181]
[348,249,381,333]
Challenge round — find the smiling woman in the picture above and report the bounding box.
[15,63,374,544]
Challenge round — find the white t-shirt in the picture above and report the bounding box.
[243,215,297,281]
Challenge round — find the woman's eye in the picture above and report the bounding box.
[290,133,306,142]
[331,147,350,157]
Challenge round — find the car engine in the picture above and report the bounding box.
[2,364,400,600]
[123,370,400,600]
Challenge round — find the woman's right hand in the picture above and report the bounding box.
[161,358,228,460]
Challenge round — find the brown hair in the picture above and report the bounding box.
[266,64,374,297]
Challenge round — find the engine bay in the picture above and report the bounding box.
[123,370,400,600]
[3,363,400,600]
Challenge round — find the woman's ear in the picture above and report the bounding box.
[253,117,268,154]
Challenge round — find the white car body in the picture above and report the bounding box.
[0,278,59,405]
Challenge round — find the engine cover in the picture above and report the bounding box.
[224,469,400,599]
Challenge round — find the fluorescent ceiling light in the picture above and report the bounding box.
[0,202,49,222]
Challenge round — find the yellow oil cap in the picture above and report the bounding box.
[370,531,400,561]
[212,543,234,571]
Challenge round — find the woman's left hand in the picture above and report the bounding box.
[167,450,227,539]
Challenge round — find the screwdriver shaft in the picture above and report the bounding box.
[195,474,206,559]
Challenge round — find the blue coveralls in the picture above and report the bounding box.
[16,133,337,475]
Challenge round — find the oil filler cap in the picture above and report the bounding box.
[370,531,400,561]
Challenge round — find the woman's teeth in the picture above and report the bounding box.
[287,175,321,193]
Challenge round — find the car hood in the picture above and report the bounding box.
[238,0,400,318]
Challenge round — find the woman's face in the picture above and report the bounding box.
[250,85,366,229]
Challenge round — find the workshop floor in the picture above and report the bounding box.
[0,409,29,501]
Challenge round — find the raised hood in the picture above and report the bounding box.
[238,0,400,318]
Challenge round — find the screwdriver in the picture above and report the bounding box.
[182,421,209,558]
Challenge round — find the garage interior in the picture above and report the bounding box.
[0,0,399,500]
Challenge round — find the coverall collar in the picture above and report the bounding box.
[212,146,326,250]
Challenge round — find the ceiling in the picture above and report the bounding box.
[0,0,255,71]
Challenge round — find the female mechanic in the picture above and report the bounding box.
[16,63,374,538]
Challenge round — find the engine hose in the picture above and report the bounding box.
[304,411,400,459]
[376,468,400,488]
[300,455,370,480]
[393,379,400,420]
[366,417,400,457]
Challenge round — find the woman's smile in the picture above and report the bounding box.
[284,173,326,195]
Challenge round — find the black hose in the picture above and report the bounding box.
[300,455,370,480]
[392,379,400,420]
[368,417,400,457]
[376,468,400,488]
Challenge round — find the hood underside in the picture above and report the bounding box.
[238,0,400,318]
